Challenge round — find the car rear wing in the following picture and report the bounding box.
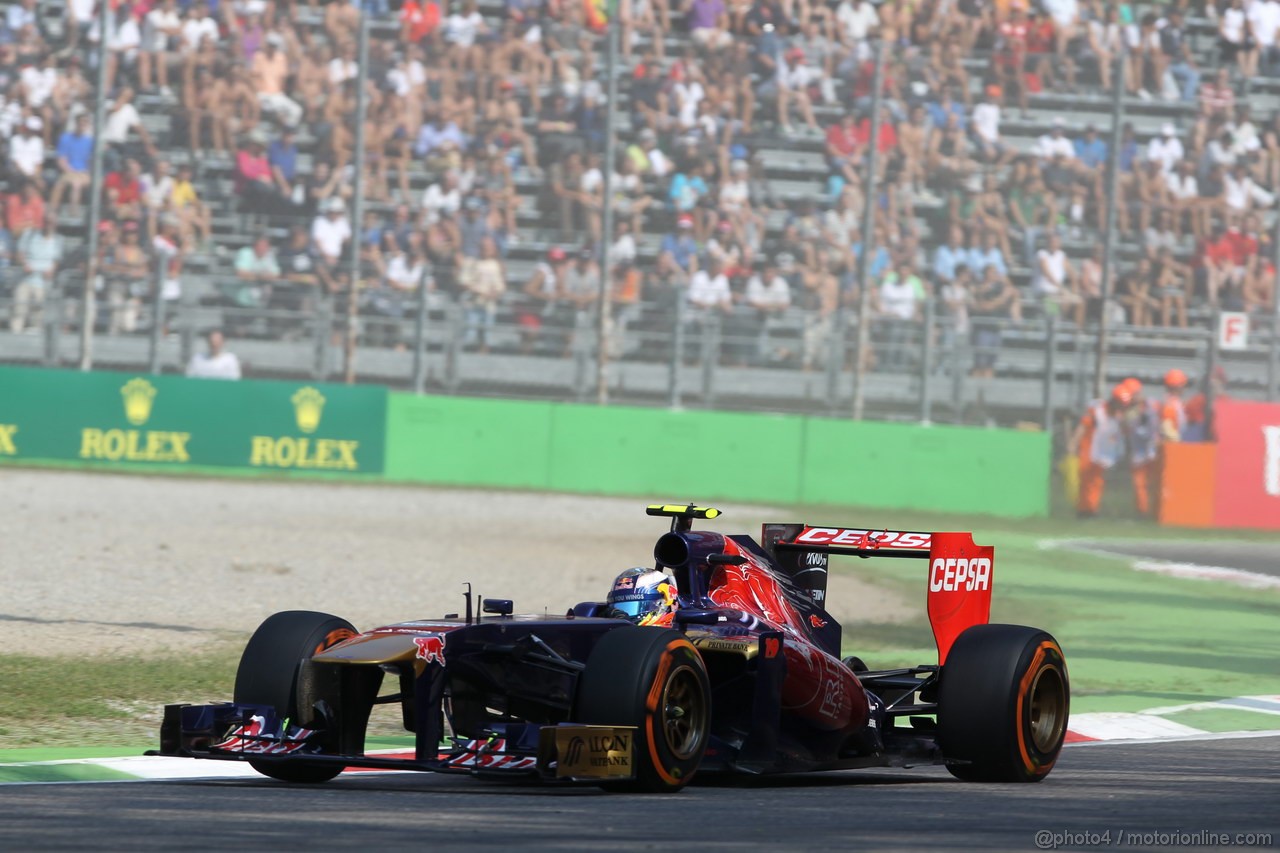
[762,525,994,665]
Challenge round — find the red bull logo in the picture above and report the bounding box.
[414,635,447,665]
[809,614,828,629]
[614,576,635,590]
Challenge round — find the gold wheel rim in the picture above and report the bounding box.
[661,664,708,761]
[1027,664,1067,753]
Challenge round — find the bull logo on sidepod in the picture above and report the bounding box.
[414,635,446,665]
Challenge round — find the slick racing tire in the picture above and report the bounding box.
[938,624,1069,783]
[575,627,711,793]
[233,610,357,784]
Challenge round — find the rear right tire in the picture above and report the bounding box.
[937,623,1069,783]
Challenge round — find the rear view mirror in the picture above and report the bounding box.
[483,599,514,616]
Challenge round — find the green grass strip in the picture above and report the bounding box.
[0,746,153,763]
[0,764,138,783]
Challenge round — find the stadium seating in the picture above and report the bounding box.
[1,0,1277,418]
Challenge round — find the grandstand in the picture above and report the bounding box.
[1,0,1278,424]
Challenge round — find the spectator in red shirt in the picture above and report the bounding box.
[1226,218,1259,265]
[1197,222,1241,305]
[825,111,862,186]
[104,158,145,223]
[1024,9,1058,90]
[1199,68,1235,119]
[5,181,46,240]
[235,133,290,214]
[996,2,1031,117]
[855,105,898,155]
[400,0,441,44]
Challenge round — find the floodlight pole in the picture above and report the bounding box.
[850,36,886,421]
[79,8,112,371]
[596,0,620,405]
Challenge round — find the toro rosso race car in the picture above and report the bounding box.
[150,505,1069,792]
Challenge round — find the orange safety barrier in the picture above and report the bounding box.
[1158,443,1217,528]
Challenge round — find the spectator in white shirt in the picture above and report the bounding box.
[140,0,182,95]
[9,116,45,187]
[64,0,96,48]
[421,171,462,225]
[445,0,489,73]
[687,257,733,316]
[328,41,359,85]
[1225,163,1276,212]
[836,0,879,56]
[1252,0,1280,74]
[745,258,792,360]
[1034,232,1082,316]
[101,87,157,170]
[106,5,143,94]
[180,3,220,54]
[186,330,242,379]
[6,0,37,35]
[971,87,1007,163]
[1035,118,1077,161]
[310,197,352,293]
[1146,123,1184,174]
[1042,0,1080,47]
[767,48,821,134]
[746,260,792,313]
[19,54,57,110]
[1164,160,1199,236]
[1220,0,1258,78]
[1228,105,1262,157]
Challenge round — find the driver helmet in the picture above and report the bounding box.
[606,567,679,627]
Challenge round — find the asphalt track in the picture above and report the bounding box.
[2,737,1276,851]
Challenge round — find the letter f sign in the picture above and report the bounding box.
[1265,426,1280,497]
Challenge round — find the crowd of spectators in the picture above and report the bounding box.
[1,0,1278,374]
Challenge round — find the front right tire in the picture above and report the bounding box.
[233,609,357,783]
[575,627,711,793]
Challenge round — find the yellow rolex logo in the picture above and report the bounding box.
[121,378,157,426]
[291,387,326,434]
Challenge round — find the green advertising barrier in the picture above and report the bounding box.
[385,394,1049,517]
[384,395,553,489]
[0,366,386,474]
[799,419,1049,517]
[0,366,1046,516]
[546,405,803,503]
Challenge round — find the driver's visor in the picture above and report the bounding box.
[606,600,651,619]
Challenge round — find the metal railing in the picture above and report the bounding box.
[3,267,1275,427]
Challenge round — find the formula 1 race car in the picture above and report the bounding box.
[150,505,1070,792]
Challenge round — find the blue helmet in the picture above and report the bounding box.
[606,567,679,627]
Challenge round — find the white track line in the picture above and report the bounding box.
[1130,560,1280,590]
[1039,539,1280,591]
[1066,729,1280,747]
